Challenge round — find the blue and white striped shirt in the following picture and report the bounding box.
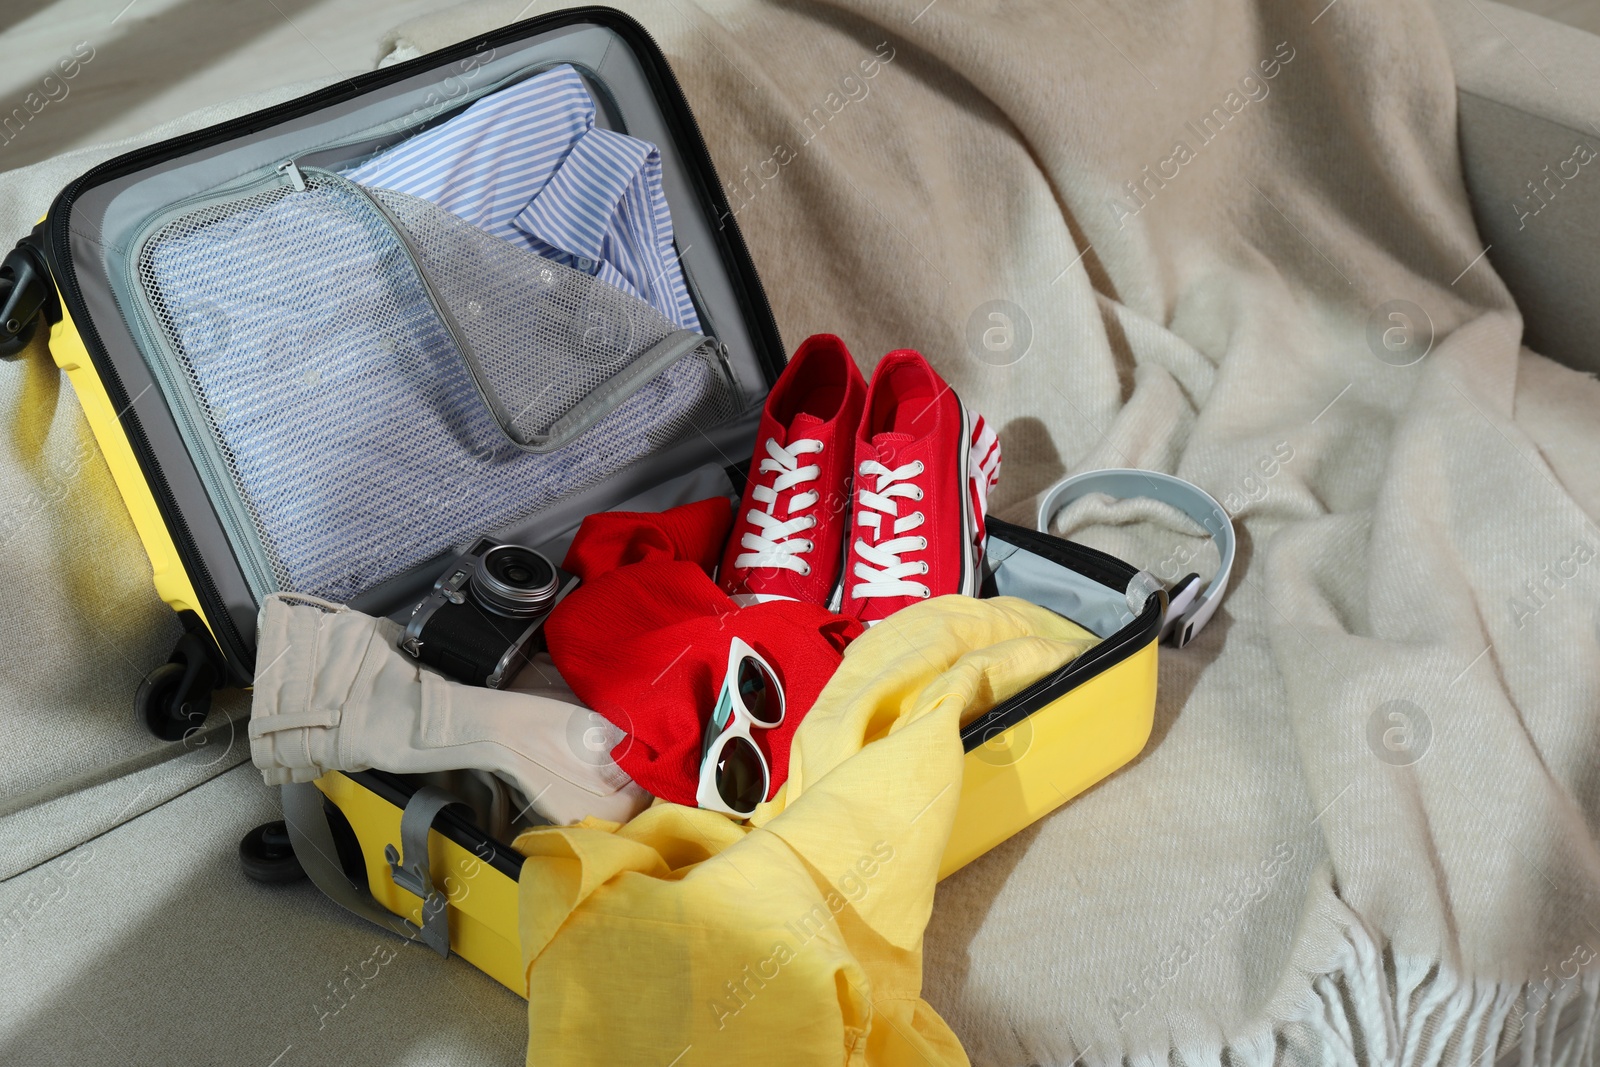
[345,64,700,331]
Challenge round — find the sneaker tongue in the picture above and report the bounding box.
[786,412,827,441]
[870,431,915,454]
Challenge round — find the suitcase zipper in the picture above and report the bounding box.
[115,165,298,602]
[622,19,784,383]
[276,159,307,192]
[41,6,783,682]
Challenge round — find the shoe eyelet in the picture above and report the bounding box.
[912,487,924,501]
[919,588,931,598]
[913,461,925,475]
[800,563,811,576]
[920,561,930,575]
[918,537,928,550]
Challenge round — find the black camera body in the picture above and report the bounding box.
[400,539,578,688]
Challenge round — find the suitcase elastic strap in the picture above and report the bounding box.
[383,786,469,957]
[280,782,462,957]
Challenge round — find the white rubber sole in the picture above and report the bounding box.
[956,398,980,597]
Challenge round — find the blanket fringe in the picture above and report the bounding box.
[1069,920,1599,1067]
[1285,920,1600,1067]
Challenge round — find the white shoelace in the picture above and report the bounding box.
[850,459,930,600]
[733,436,823,575]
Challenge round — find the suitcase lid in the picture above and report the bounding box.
[31,8,783,681]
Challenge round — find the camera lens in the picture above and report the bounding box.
[472,544,559,617]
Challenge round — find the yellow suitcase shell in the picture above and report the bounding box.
[310,628,1158,996]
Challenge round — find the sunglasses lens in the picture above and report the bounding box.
[736,656,781,725]
[715,735,767,813]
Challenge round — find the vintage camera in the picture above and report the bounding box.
[401,539,578,688]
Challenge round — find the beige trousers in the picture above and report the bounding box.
[248,593,651,827]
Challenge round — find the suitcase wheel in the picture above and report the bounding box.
[239,821,307,884]
[136,642,217,742]
[0,235,54,360]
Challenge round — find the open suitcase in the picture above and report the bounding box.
[0,7,1162,995]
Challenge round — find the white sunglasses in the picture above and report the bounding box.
[696,637,786,817]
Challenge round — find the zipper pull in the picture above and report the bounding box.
[276,159,307,192]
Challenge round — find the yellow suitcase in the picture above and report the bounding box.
[0,7,1161,995]
[279,515,1162,994]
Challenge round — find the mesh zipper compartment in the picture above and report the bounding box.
[134,168,739,603]
[366,185,714,453]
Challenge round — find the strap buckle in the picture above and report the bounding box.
[383,786,467,958]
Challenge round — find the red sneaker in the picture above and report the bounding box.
[718,334,867,607]
[969,409,1002,562]
[839,350,1000,624]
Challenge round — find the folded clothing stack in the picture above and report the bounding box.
[344,63,699,331]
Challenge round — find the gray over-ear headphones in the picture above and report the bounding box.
[1036,469,1235,649]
